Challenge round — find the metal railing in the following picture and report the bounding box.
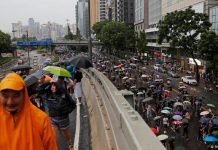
[73,98,81,150]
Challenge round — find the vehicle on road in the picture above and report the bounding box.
[181,76,197,85]
[154,64,161,70]
[167,71,180,78]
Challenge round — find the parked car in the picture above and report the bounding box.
[181,76,197,85]
[154,64,161,70]
[167,71,180,78]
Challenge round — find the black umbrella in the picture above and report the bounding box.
[11,65,32,71]
[24,70,49,87]
[69,55,93,69]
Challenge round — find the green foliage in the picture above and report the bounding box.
[198,31,218,73]
[136,30,147,54]
[51,53,59,63]
[93,21,135,54]
[0,30,11,55]
[158,7,211,52]
[157,7,211,81]
[64,26,83,41]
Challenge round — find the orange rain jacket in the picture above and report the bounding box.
[0,73,58,150]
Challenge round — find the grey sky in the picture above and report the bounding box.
[0,0,77,33]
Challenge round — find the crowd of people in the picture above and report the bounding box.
[0,61,83,150]
[93,52,218,149]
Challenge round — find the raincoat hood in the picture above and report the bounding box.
[0,73,57,150]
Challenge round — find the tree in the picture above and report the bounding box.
[198,31,218,74]
[64,24,74,40]
[157,7,211,82]
[0,30,11,57]
[93,21,135,55]
[136,30,148,62]
[92,20,109,40]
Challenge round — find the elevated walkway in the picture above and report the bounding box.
[81,68,165,150]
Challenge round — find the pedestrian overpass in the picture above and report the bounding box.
[74,68,165,150]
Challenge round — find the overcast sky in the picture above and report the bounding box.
[0,0,77,33]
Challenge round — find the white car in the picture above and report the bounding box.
[153,64,161,70]
[181,76,197,85]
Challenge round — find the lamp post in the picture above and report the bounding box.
[88,0,92,62]
[26,31,30,66]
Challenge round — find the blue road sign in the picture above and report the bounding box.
[16,39,53,46]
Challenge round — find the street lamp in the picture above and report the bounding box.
[25,31,31,66]
[88,0,92,62]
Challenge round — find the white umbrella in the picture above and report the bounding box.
[158,134,168,141]
[183,101,191,105]
[122,76,128,80]
[173,115,183,121]
[174,102,183,107]
[200,111,210,116]
[130,63,137,66]
[150,85,155,88]
[137,92,143,95]
[207,104,215,108]
[141,74,148,78]
[154,116,161,120]
[129,78,135,81]
[130,86,136,89]
[161,110,170,114]
[142,67,147,70]
[143,97,153,102]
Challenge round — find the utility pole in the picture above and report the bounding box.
[26,31,30,66]
[88,0,92,62]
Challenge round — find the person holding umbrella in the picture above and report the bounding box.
[73,67,83,104]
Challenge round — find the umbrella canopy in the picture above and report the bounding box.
[11,65,32,71]
[122,76,128,80]
[174,102,183,107]
[213,119,218,125]
[130,86,136,89]
[182,118,189,124]
[43,66,71,77]
[158,134,168,141]
[143,97,153,103]
[70,55,93,69]
[200,111,210,116]
[141,74,148,78]
[142,67,146,70]
[199,118,209,124]
[173,115,183,121]
[174,111,183,116]
[150,128,158,135]
[161,109,170,114]
[24,70,49,87]
[173,120,182,125]
[203,135,218,142]
[154,116,161,120]
[183,101,191,105]
[137,92,143,95]
[163,107,172,111]
[207,104,216,108]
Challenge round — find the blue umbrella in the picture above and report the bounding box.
[213,119,218,125]
[203,135,218,142]
[199,118,209,124]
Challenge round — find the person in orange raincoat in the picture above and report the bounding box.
[0,73,58,150]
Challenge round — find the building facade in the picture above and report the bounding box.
[77,0,89,39]
[90,0,98,26]
[99,0,106,22]
[116,0,134,23]
[210,6,218,34]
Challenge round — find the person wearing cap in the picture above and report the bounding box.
[0,73,57,150]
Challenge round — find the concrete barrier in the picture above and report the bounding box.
[82,68,165,150]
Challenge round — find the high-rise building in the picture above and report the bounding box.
[12,21,23,38]
[99,0,106,22]
[90,0,98,26]
[77,0,89,39]
[116,0,134,23]
[134,0,148,32]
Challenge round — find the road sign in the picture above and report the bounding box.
[16,39,52,46]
